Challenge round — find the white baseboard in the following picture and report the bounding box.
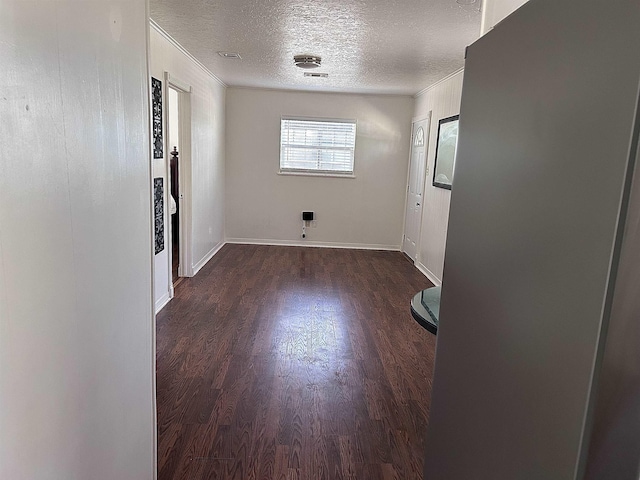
[416,261,442,286]
[155,290,172,314]
[225,237,400,251]
[192,241,226,275]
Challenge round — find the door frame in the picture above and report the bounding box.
[402,112,431,263]
[164,72,194,295]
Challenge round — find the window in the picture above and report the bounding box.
[280,117,356,175]
[414,126,425,147]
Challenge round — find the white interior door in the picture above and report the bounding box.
[403,116,429,261]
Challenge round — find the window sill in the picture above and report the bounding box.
[277,170,356,179]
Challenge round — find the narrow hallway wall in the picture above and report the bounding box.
[0,1,155,478]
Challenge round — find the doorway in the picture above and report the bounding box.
[164,72,193,294]
[167,87,180,285]
[403,114,430,261]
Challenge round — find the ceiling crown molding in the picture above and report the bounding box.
[414,67,465,98]
[149,19,227,89]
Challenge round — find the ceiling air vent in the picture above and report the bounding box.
[294,54,321,69]
[304,72,328,78]
[218,52,242,59]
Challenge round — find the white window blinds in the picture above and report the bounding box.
[280,118,356,174]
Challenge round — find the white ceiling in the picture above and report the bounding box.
[150,0,482,95]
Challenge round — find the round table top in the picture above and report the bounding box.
[410,286,440,335]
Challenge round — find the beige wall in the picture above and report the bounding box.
[225,88,413,249]
[423,1,640,476]
[0,1,154,478]
[408,0,531,284]
[412,70,465,284]
[149,24,226,311]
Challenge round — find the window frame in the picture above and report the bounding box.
[278,116,357,178]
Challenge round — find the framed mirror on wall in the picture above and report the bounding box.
[432,115,459,190]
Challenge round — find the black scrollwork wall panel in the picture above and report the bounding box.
[152,77,163,159]
[154,178,164,254]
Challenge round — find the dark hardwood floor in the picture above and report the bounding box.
[156,244,435,480]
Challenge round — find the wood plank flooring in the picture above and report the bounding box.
[156,244,435,480]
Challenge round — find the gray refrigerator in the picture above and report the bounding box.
[423,1,640,479]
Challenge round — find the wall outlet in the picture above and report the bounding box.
[312,220,317,228]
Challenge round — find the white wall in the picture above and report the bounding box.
[481,0,529,34]
[0,1,154,479]
[412,70,464,284]
[149,23,226,311]
[225,88,413,249]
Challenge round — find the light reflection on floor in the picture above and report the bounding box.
[272,288,351,388]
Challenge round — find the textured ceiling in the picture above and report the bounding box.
[150,0,482,95]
